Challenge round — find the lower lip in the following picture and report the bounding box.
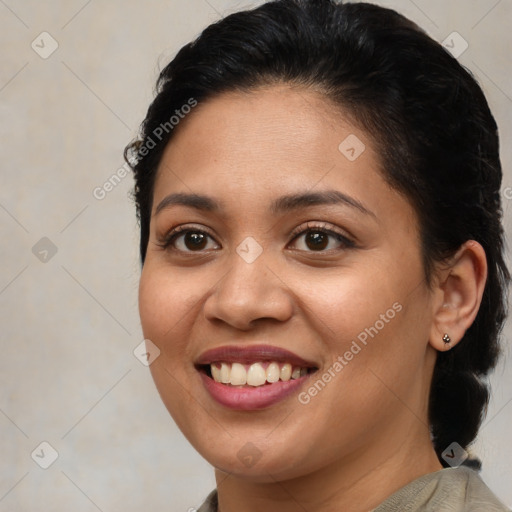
[199,372,312,410]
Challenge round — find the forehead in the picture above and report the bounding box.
[153,85,385,202]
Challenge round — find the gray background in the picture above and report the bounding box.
[1,0,511,510]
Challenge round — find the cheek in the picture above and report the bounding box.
[138,263,201,343]
[290,264,402,343]
[280,267,430,456]
[137,264,204,423]
[292,258,432,393]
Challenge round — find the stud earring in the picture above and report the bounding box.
[442,333,451,349]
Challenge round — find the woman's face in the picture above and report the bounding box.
[139,84,438,481]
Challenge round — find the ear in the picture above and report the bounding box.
[429,240,487,352]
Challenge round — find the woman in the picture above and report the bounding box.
[125,0,510,510]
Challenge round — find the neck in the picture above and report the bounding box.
[214,426,442,512]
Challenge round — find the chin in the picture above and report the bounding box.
[190,433,319,482]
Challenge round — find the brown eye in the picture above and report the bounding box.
[184,232,208,250]
[305,231,329,250]
[158,227,220,252]
[289,226,354,252]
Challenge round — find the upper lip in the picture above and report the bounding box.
[195,344,318,368]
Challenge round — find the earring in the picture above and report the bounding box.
[442,333,451,349]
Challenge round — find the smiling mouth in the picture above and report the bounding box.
[194,344,319,409]
[198,361,318,387]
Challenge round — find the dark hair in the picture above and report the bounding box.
[125,0,510,466]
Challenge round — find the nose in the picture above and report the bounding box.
[203,246,294,330]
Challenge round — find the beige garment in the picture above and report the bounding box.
[197,467,510,511]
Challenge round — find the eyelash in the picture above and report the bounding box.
[288,221,355,249]
[156,222,355,253]
[156,225,218,252]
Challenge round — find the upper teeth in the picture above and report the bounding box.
[210,362,308,386]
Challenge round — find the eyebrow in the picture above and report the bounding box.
[154,190,376,218]
[271,190,376,218]
[155,193,219,216]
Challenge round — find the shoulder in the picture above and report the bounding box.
[197,489,218,512]
[196,469,510,512]
[374,466,510,512]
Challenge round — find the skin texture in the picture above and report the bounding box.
[138,84,487,512]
